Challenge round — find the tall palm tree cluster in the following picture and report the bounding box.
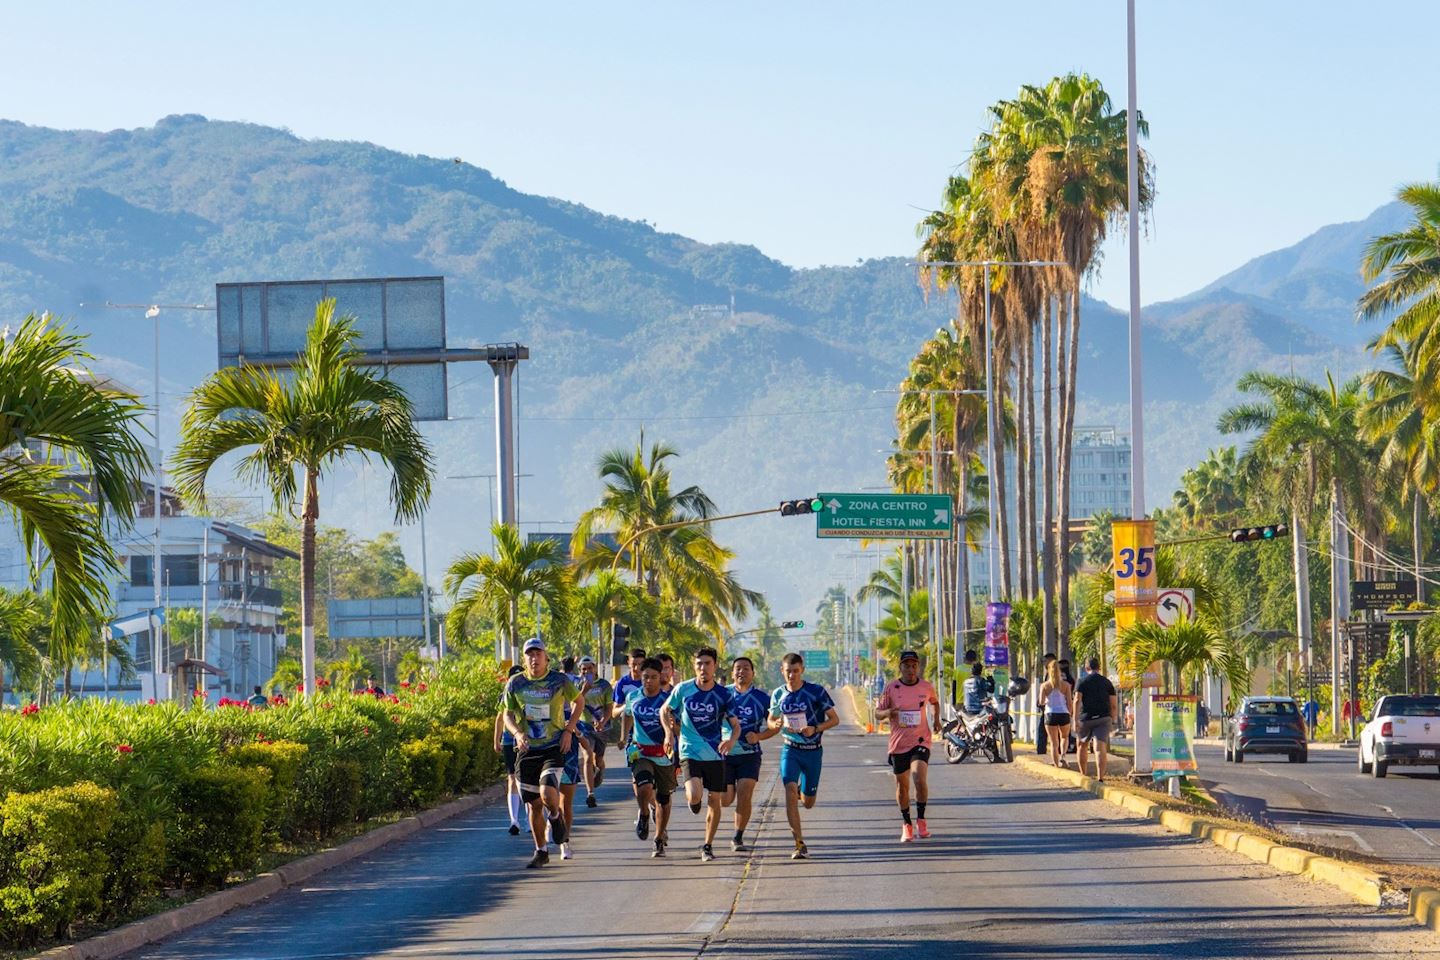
[890,73,1150,663]
[444,439,761,669]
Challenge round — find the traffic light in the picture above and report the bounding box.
[610,622,632,664]
[779,497,823,517]
[1228,522,1289,543]
[781,620,805,630]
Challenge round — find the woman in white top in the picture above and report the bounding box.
[1039,659,1073,768]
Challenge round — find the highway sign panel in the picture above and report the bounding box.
[802,649,831,669]
[815,493,954,540]
[1350,580,1416,611]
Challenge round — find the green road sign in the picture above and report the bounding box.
[814,492,954,540]
[801,649,831,669]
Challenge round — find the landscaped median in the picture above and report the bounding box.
[0,658,506,954]
[1014,752,1440,934]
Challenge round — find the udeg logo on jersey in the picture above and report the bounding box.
[686,697,720,727]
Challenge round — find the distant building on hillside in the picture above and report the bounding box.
[1069,426,1132,518]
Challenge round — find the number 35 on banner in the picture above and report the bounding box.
[1112,519,1157,633]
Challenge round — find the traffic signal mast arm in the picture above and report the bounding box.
[1155,522,1290,548]
[607,502,812,575]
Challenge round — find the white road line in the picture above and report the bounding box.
[684,910,729,935]
[1280,824,1375,852]
[1375,804,1440,847]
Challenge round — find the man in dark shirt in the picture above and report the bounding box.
[1071,657,1118,782]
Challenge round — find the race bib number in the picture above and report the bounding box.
[524,702,551,723]
[784,711,809,732]
[899,709,923,728]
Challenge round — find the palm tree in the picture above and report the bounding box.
[395,649,427,687]
[266,658,302,696]
[876,591,930,666]
[0,315,151,643]
[327,644,373,691]
[0,588,44,702]
[1358,182,1440,364]
[1173,448,1250,529]
[1117,617,1249,708]
[446,523,574,661]
[569,570,643,665]
[1070,547,1229,667]
[172,299,434,694]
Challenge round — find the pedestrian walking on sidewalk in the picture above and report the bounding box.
[1035,653,1057,754]
[1039,660,1072,768]
[1072,657,1117,783]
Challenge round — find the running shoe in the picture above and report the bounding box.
[586,794,597,808]
[900,823,914,843]
[731,837,747,853]
[917,819,932,839]
[508,823,521,836]
[637,812,650,841]
[548,812,568,845]
[560,842,573,860]
[652,838,666,858]
[526,848,550,869]
[700,844,716,862]
[791,841,809,860]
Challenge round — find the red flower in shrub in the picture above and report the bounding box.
[269,694,288,706]
[390,714,400,723]
[296,681,305,692]
[399,681,411,689]
[20,703,38,716]
[116,744,133,754]
[146,698,156,705]
[316,677,331,689]
[387,693,400,704]
[362,727,371,736]
[417,683,428,693]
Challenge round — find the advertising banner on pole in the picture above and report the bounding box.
[983,601,1011,667]
[1112,519,1158,688]
[1150,694,1198,780]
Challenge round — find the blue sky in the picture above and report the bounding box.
[6,1,1439,307]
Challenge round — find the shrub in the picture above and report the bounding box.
[100,810,167,920]
[166,765,270,889]
[436,725,475,794]
[291,757,362,840]
[398,737,448,808]
[0,781,117,945]
[454,718,500,791]
[226,740,307,840]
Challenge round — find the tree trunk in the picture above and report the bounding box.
[1041,294,1057,655]
[1416,493,1426,605]
[1057,289,1078,658]
[957,459,971,655]
[1015,328,1032,601]
[301,466,320,695]
[995,376,1014,600]
[1026,318,1040,598]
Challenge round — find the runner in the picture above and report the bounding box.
[768,652,838,860]
[875,650,940,842]
[576,655,613,807]
[493,664,526,836]
[501,637,585,869]
[722,655,771,852]
[613,646,647,744]
[657,653,676,693]
[661,647,740,862]
[621,656,675,857]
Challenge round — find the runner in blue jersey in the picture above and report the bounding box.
[575,656,613,807]
[768,652,839,860]
[661,647,740,862]
[622,657,675,857]
[612,646,647,743]
[722,655,772,852]
[493,664,526,836]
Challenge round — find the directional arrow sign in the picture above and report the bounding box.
[814,492,955,540]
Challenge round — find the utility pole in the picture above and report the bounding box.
[486,344,529,664]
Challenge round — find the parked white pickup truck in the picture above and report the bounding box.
[1357,694,1440,778]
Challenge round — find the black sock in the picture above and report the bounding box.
[734,829,744,842]
[690,801,702,815]
[703,842,713,851]
[917,802,927,820]
[901,806,912,825]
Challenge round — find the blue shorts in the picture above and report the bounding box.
[560,737,582,785]
[779,747,823,797]
[725,751,763,786]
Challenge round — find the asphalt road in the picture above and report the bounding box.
[131,715,1438,960]
[1194,741,1440,867]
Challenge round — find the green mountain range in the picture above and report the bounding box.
[0,115,1393,617]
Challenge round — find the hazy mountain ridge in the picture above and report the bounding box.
[0,116,1390,614]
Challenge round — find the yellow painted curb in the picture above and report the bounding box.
[1412,887,1440,932]
[1015,754,1385,907]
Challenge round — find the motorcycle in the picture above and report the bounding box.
[943,677,1028,765]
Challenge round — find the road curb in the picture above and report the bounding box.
[35,782,504,960]
[1014,754,1386,907]
[1413,886,1440,933]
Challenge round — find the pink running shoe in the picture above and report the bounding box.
[900,823,915,843]
[917,819,932,839]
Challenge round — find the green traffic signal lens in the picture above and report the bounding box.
[809,498,823,513]
[1262,527,1275,539]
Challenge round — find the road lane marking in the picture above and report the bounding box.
[1375,804,1440,848]
[685,910,729,935]
[1280,824,1374,852]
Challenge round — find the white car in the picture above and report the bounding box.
[1357,695,1440,778]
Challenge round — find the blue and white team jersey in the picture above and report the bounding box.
[665,679,735,762]
[498,690,515,747]
[770,681,835,751]
[623,689,672,765]
[577,677,613,736]
[724,684,772,757]
[613,673,643,707]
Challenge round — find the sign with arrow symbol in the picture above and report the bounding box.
[1155,588,1195,627]
[814,492,955,540]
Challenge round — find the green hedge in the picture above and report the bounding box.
[0,656,505,947]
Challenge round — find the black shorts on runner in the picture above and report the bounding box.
[684,758,726,793]
[724,751,762,786]
[516,745,567,803]
[587,732,608,757]
[502,743,518,775]
[889,746,932,775]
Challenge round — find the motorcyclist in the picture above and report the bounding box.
[960,661,988,726]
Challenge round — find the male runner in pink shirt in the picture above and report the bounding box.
[875,649,941,842]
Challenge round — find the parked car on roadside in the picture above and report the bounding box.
[1224,696,1307,763]
[1357,694,1440,778]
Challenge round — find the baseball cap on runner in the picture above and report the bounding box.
[899,650,920,663]
[522,637,546,654]
[578,655,596,666]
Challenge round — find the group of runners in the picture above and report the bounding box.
[496,637,943,867]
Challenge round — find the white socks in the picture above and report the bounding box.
[508,792,523,826]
